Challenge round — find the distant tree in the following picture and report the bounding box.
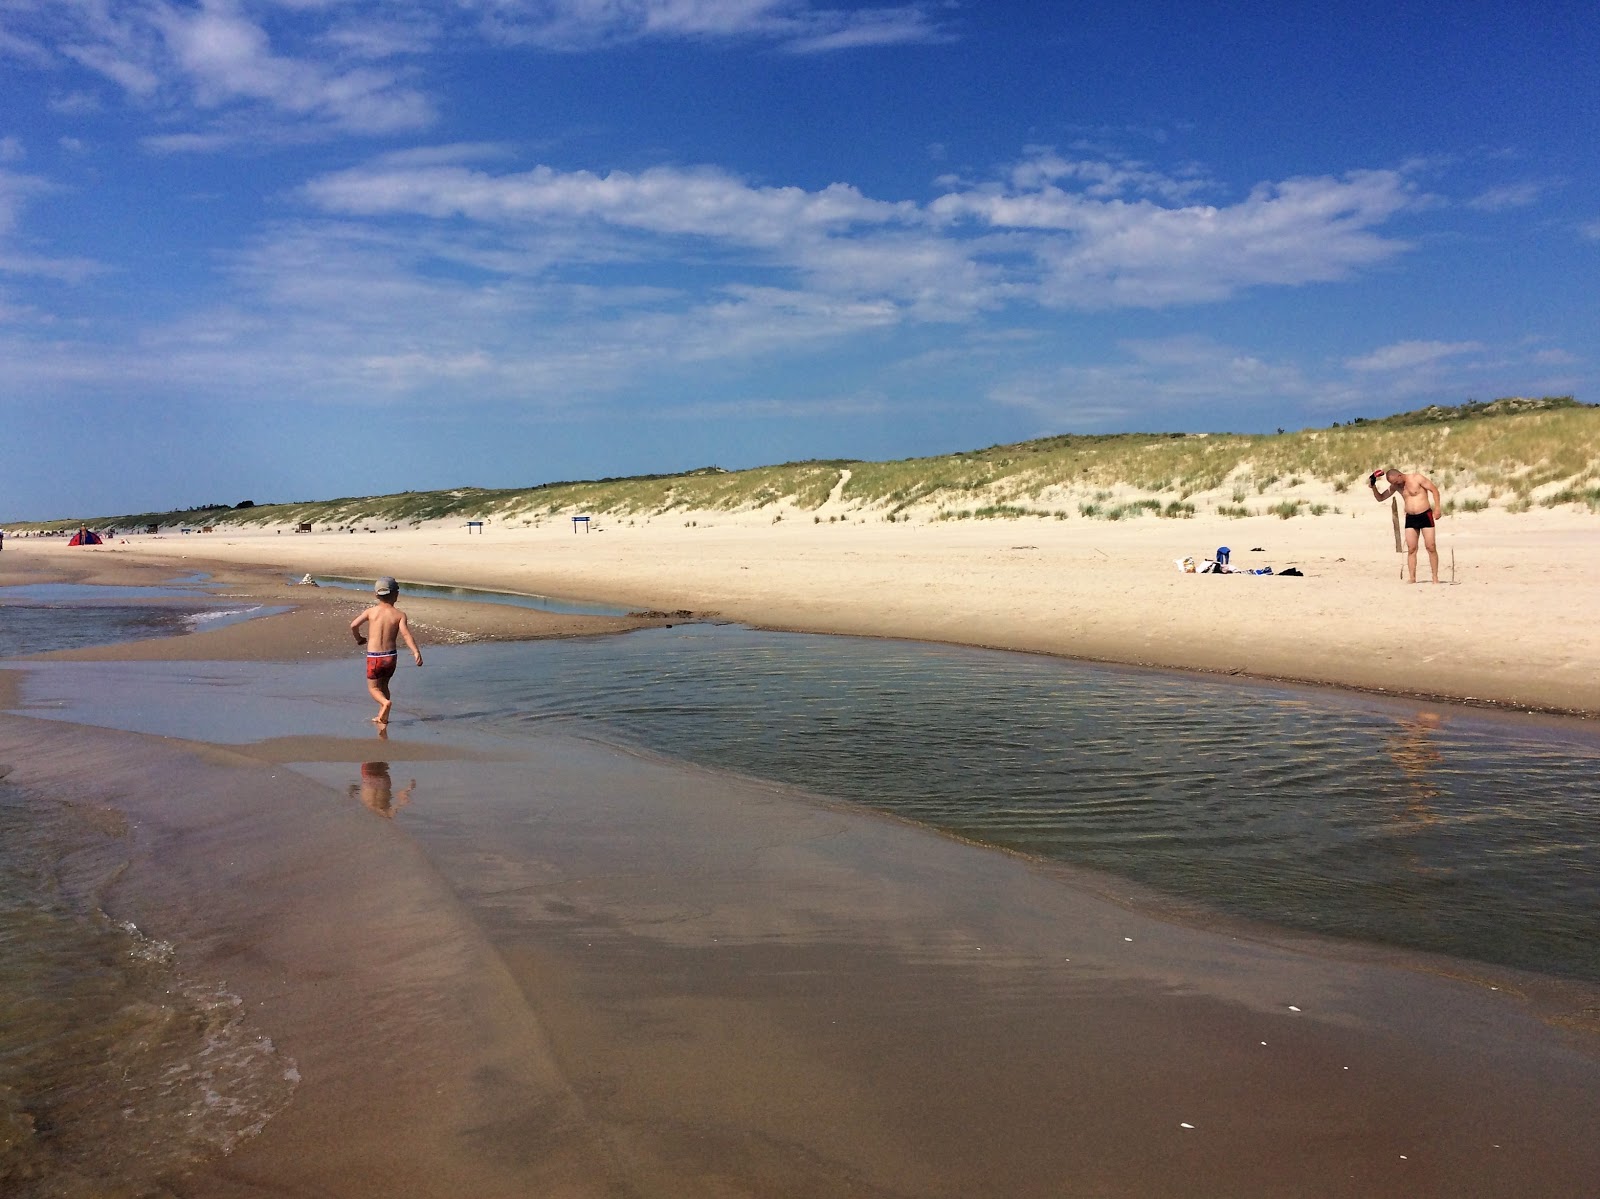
[235,499,256,508]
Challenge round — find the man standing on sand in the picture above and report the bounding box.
[1370,467,1444,583]
[349,576,423,725]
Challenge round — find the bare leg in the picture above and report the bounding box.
[1421,525,1440,582]
[1404,527,1420,582]
[367,677,393,724]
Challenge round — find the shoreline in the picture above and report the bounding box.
[1,547,687,665]
[5,536,1600,1195]
[7,509,1596,717]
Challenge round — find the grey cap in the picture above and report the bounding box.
[375,576,399,596]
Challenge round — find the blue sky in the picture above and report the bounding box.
[2,0,1596,519]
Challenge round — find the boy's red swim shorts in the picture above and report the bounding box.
[366,651,398,681]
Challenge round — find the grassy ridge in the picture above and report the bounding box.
[12,397,1599,533]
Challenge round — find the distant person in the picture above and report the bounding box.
[1369,467,1443,583]
[349,576,423,725]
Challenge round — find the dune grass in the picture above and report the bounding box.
[11,397,1596,532]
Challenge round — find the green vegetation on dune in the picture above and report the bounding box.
[11,397,1598,532]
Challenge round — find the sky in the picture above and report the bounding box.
[2,1,1596,519]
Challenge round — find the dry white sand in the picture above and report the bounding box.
[24,499,1597,715]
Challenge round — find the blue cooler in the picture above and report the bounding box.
[1216,546,1230,566]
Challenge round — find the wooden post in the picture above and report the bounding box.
[1391,496,1403,553]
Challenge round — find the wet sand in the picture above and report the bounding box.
[1,548,681,665]
[3,709,1599,1197]
[4,545,1600,1195]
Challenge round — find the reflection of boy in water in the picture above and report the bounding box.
[349,761,415,819]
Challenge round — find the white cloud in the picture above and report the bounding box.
[1530,347,1579,366]
[1581,219,1600,241]
[989,336,1335,429]
[649,391,892,420]
[30,0,435,140]
[49,90,103,116]
[473,0,950,52]
[300,151,1422,320]
[60,42,164,99]
[150,1,433,132]
[0,138,23,163]
[142,130,246,154]
[0,170,105,281]
[1345,340,1484,372]
[323,17,440,60]
[986,333,1578,432]
[1008,147,1213,202]
[1467,181,1547,212]
[934,167,1419,309]
[303,160,914,244]
[0,25,55,67]
[782,7,950,53]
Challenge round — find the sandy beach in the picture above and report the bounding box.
[3,524,1599,1196]
[13,500,1598,714]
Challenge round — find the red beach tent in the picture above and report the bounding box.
[67,527,103,546]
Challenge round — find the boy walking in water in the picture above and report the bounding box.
[350,576,423,725]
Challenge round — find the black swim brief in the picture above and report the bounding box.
[1404,511,1435,530]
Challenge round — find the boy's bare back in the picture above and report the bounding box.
[356,601,412,653]
[348,585,423,665]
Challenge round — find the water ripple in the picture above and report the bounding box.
[418,625,1600,981]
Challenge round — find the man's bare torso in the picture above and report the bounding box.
[1395,472,1433,515]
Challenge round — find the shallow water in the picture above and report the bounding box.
[4,608,1600,1188]
[310,574,633,616]
[13,624,1600,982]
[0,782,295,1196]
[0,581,281,657]
[4,584,1599,1194]
[425,626,1600,982]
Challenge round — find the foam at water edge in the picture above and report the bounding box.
[181,605,265,630]
[114,918,300,1160]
